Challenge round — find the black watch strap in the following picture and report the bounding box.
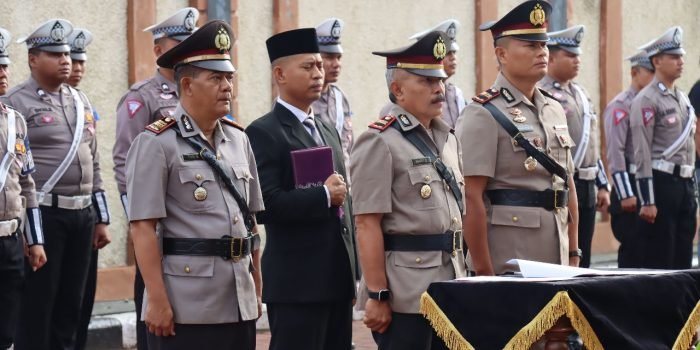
[368,289,391,301]
[569,248,583,258]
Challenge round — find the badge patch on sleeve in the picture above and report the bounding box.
[20,138,35,175]
[642,107,655,126]
[613,109,628,125]
[126,100,144,119]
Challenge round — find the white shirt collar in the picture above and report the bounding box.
[277,97,314,124]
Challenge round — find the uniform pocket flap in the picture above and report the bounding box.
[407,166,439,185]
[490,206,541,228]
[392,250,443,269]
[162,255,215,277]
[232,165,252,181]
[178,167,215,184]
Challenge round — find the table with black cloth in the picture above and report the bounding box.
[420,270,700,350]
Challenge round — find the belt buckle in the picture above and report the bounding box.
[229,237,243,262]
[553,190,564,210]
[452,230,463,256]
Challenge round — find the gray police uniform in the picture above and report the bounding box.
[1,18,110,350]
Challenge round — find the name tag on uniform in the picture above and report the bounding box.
[516,124,534,133]
[553,124,568,131]
[182,153,203,161]
[412,157,432,166]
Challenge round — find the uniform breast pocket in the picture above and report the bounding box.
[177,167,218,212]
[490,206,541,229]
[162,255,215,278]
[231,164,252,202]
[407,165,442,210]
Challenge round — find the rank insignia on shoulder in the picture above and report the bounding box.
[369,115,396,131]
[220,117,245,131]
[472,88,500,104]
[145,116,176,134]
[538,88,557,100]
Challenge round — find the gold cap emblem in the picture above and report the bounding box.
[530,3,546,27]
[215,27,231,52]
[433,37,447,60]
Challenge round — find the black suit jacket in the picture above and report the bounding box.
[246,102,357,303]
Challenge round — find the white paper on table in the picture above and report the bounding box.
[506,259,675,278]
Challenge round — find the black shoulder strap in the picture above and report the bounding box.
[481,102,569,188]
[390,123,464,213]
[172,127,255,233]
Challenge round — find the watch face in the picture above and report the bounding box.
[378,290,391,301]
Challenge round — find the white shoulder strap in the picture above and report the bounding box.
[0,108,17,192]
[332,86,344,135]
[661,93,695,160]
[571,84,592,169]
[37,87,85,200]
[455,86,466,115]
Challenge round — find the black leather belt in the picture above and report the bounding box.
[162,235,260,261]
[383,230,463,255]
[486,189,568,211]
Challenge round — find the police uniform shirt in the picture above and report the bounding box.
[113,70,178,194]
[539,75,600,172]
[604,87,638,198]
[126,104,264,324]
[311,84,354,168]
[443,82,465,129]
[350,104,466,314]
[631,78,695,190]
[0,78,103,196]
[0,104,38,220]
[458,73,575,274]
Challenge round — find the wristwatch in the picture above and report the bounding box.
[569,248,583,258]
[368,289,391,301]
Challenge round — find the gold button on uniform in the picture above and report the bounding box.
[424,175,431,182]
[233,216,239,224]
[415,257,422,264]
[452,217,459,225]
[512,216,519,222]
[184,265,191,273]
[195,174,203,180]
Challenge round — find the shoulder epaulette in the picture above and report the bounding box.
[368,115,396,131]
[220,117,245,131]
[129,79,150,91]
[145,116,176,134]
[472,88,500,104]
[538,88,557,100]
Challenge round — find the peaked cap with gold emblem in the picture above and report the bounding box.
[372,30,448,78]
[157,19,235,72]
[479,0,552,43]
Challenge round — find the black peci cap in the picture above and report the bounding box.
[266,28,320,63]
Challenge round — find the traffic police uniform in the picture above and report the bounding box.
[127,20,263,350]
[631,27,696,269]
[0,19,110,350]
[380,20,466,129]
[68,27,99,350]
[603,51,654,268]
[112,8,198,349]
[352,31,467,350]
[311,18,355,177]
[539,25,609,268]
[460,0,575,274]
[0,28,44,350]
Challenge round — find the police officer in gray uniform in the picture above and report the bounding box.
[1,19,111,350]
[0,26,46,350]
[603,50,655,268]
[127,20,262,350]
[631,26,696,269]
[112,8,198,349]
[539,25,610,268]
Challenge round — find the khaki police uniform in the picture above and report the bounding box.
[631,26,695,269]
[460,73,574,274]
[1,18,110,350]
[0,101,43,350]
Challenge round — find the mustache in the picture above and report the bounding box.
[431,94,446,103]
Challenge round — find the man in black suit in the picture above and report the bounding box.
[245,28,357,350]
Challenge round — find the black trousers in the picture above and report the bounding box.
[14,206,95,350]
[609,182,643,268]
[372,312,440,350]
[74,249,97,350]
[637,171,697,269]
[0,233,24,350]
[575,179,597,268]
[268,301,352,350]
[135,264,148,350]
[146,321,256,350]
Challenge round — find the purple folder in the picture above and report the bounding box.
[291,146,334,190]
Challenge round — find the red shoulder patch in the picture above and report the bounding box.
[145,116,176,134]
[642,107,655,126]
[613,109,628,125]
[126,99,144,119]
[220,117,245,131]
[368,115,396,132]
[471,88,500,104]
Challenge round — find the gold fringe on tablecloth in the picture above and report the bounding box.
[419,292,475,350]
[673,300,700,350]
